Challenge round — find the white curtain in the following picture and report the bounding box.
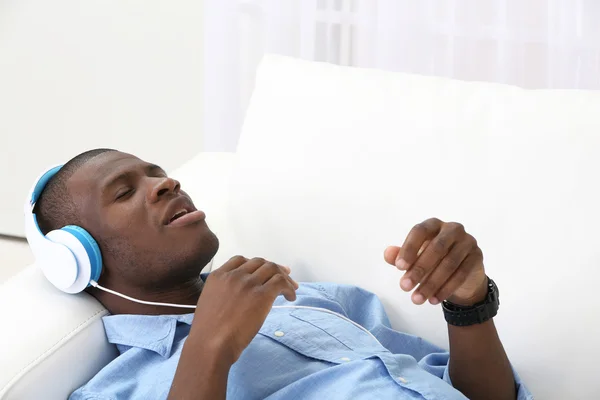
[203,0,600,151]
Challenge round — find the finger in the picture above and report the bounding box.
[282,267,299,290]
[238,258,293,278]
[251,261,299,290]
[400,222,466,292]
[417,241,429,257]
[252,262,283,283]
[280,265,299,289]
[386,244,428,269]
[430,250,481,304]
[220,255,249,272]
[263,272,297,302]
[411,240,473,305]
[384,246,401,266]
[238,257,269,273]
[387,244,429,271]
[396,218,443,269]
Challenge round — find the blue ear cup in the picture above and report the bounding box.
[60,225,103,284]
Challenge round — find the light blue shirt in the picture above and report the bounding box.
[71,282,532,399]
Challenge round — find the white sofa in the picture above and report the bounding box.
[3,55,600,399]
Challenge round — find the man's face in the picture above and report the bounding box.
[68,151,218,291]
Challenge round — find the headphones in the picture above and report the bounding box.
[24,164,103,294]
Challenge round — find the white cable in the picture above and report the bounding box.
[90,281,382,347]
[90,281,197,309]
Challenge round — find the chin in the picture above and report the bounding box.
[153,233,219,289]
[185,227,219,269]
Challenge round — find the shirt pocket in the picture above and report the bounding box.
[257,308,385,365]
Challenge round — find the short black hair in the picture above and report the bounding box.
[34,148,116,234]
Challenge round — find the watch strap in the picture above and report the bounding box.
[442,277,499,327]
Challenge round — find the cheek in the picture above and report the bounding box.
[106,201,151,231]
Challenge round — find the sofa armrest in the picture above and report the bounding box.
[0,266,117,400]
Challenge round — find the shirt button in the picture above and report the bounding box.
[340,357,351,362]
[398,376,408,383]
[274,331,285,337]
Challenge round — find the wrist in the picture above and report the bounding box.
[189,325,237,367]
[447,277,489,306]
[170,327,232,400]
[443,276,499,327]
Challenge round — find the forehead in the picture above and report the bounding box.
[68,151,146,192]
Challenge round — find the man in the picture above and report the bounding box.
[34,149,531,400]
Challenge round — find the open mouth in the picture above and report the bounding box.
[163,196,203,226]
[169,209,189,224]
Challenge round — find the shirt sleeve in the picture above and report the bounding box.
[311,282,534,400]
[422,351,534,400]
[69,387,116,400]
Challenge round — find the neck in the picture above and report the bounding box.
[89,276,205,315]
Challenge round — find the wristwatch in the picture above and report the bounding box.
[442,277,499,326]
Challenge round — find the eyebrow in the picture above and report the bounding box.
[103,164,166,190]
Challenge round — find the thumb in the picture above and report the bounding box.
[384,246,401,266]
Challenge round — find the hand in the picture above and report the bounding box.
[191,256,298,364]
[384,218,487,306]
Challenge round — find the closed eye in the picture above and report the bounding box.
[115,188,134,201]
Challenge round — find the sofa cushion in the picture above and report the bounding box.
[227,55,600,399]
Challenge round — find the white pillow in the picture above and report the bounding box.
[226,55,600,399]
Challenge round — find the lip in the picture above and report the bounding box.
[167,209,206,227]
[162,196,203,226]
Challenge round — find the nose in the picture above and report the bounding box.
[148,176,181,203]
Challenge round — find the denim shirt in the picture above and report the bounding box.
[70,282,532,399]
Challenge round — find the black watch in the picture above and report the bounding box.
[442,277,499,327]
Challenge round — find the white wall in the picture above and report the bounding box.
[0,0,204,237]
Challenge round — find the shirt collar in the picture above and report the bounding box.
[103,313,194,358]
[102,273,208,357]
